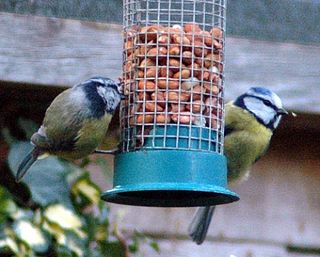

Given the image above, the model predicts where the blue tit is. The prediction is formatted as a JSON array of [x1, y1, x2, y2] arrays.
[[188, 87, 288, 244], [16, 77, 124, 182]]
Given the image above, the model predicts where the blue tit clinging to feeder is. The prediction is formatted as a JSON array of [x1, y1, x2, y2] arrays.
[[16, 77, 124, 182], [188, 87, 289, 244]]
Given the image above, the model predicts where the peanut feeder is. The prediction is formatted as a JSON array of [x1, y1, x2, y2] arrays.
[[102, 0, 239, 207]]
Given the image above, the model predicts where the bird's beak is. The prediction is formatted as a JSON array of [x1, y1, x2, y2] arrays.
[[277, 108, 289, 115], [120, 94, 126, 100]]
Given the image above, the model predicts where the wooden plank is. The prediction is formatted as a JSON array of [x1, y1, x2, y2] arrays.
[[138, 239, 309, 257], [1, 12, 320, 113], [0, 12, 123, 86]]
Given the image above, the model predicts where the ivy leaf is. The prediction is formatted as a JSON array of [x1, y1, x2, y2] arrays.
[[0, 236, 19, 255], [13, 219, 49, 253], [0, 186, 17, 219], [44, 204, 82, 229], [8, 142, 72, 207], [71, 175, 101, 205]]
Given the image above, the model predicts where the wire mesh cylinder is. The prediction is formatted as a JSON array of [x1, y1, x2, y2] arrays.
[[121, 0, 226, 152], [102, 0, 239, 207]]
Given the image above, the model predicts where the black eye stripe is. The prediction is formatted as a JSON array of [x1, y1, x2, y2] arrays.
[[250, 95, 278, 112]]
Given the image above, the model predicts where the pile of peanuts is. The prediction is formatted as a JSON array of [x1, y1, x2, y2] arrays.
[[123, 23, 224, 129]]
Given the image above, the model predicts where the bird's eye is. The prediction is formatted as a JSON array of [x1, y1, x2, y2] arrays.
[[262, 99, 273, 107]]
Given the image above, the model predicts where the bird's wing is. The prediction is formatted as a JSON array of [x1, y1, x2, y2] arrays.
[[41, 89, 87, 151], [224, 125, 234, 137]]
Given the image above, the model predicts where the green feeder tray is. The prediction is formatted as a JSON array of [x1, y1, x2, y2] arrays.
[[101, 126, 239, 207]]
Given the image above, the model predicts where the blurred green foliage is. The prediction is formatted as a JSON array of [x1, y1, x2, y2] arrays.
[[0, 119, 159, 257]]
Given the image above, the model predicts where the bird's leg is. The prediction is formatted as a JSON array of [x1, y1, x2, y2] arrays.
[[94, 148, 119, 155]]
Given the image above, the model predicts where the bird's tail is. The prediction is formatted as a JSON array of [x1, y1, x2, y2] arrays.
[[188, 206, 216, 245], [16, 147, 42, 182]]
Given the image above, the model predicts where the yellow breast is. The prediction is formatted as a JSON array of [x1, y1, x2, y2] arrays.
[[224, 103, 273, 183]]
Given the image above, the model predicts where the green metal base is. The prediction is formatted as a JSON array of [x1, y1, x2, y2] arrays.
[[101, 150, 239, 207]]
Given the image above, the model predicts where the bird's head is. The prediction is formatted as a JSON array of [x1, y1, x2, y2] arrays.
[[234, 87, 288, 130], [81, 77, 124, 115]]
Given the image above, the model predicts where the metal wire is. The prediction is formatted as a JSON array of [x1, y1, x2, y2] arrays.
[[121, 0, 226, 153]]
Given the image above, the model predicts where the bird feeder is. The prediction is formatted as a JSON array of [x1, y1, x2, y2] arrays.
[[102, 0, 239, 207]]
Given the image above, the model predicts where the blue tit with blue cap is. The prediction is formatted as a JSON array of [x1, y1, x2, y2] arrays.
[[16, 77, 124, 182], [188, 87, 289, 244]]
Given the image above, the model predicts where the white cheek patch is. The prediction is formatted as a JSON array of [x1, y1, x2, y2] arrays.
[[244, 97, 276, 125], [97, 86, 107, 99]]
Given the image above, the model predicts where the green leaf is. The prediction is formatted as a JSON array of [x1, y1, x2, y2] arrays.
[[100, 241, 126, 257], [71, 176, 101, 205], [0, 186, 17, 218], [56, 245, 74, 257], [8, 142, 72, 207], [0, 236, 19, 255], [13, 219, 49, 253], [60, 231, 85, 257], [18, 118, 38, 139], [149, 241, 160, 253], [44, 204, 82, 232]]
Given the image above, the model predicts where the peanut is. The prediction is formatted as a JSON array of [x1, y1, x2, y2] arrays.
[[138, 80, 156, 90], [170, 103, 186, 113], [138, 40, 154, 55], [203, 83, 219, 95], [182, 51, 194, 65], [140, 58, 155, 68], [172, 34, 191, 45], [168, 58, 180, 72], [125, 40, 134, 55], [194, 40, 208, 57], [147, 47, 167, 57], [214, 40, 223, 50], [137, 70, 144, 78], [203, 31, 213, 46], [184, 23, 201, 33], [192, 85, 206, 100], [136, 114, 154, 124], [210, 27, 223, 40], [146, 67, 157, 78], [167, 91, 179, 102], [171, 112, 194, 124], [169, 45, 180, 56], [140, 25, 162, 42], [204, 53, 221, 68], [166, 91, 190, 102], [158, 35, 169, 44], [186, 100, 205, 113], [173, 69, 191, 79], [157, 79, 179, 89], [156, 114, 171, 123], [138, 92, 151, 101], [159, 67, 173, 78], [145, 101, 164, 112], [151, 92, 166, 107]]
